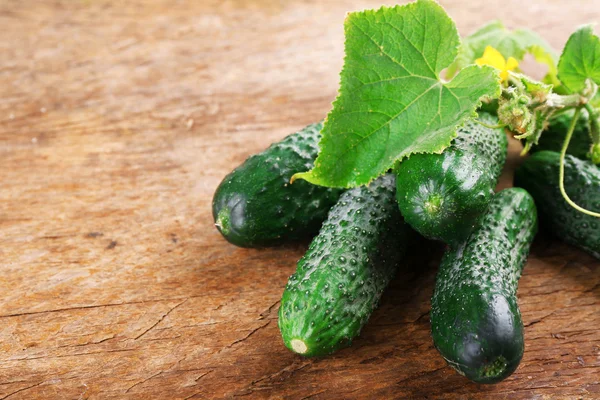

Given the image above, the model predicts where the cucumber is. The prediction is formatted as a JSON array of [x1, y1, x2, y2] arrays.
[[431, 188, 537, 384], [531, 110, 591, 160], [212, 122, 343, 247], [515, 151, 600, 259], [395, 112, 508, 245], [278, 174, 410, 357]]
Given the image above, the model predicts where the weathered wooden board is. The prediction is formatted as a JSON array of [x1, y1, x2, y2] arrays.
[[0, 0, 598, 398]]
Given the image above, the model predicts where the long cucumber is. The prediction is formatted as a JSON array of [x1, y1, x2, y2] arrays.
[[431, 188, 537, 383], [278, 174, 411, 357]]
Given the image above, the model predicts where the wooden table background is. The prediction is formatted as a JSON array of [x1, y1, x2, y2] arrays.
[[1, 0, 599, 398]]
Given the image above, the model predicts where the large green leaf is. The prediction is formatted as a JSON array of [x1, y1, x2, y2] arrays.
[[558, 25, 600, 93], [293, 0, 500, 188], [447, 21, 558, 85]]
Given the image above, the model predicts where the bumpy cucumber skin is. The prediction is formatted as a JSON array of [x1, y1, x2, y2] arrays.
[[532, 111, 591, 160], [278, 174, 409, 357], [395, 113, 508, 245], [515, 151, 600, 259], [431, 188, 537, 384], [212, 123, 343, 247]]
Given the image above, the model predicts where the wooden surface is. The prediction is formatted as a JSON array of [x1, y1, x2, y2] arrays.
[[1, 0, 599, 398]]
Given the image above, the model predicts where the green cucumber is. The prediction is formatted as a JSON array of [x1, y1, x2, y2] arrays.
[[395, 112, 508, 244], [212, 122, 343, 247], [431, 188, 537, 384], [278, 174, 410, 357], [515, 151, 600, 259], [531, 110, 591, 160]]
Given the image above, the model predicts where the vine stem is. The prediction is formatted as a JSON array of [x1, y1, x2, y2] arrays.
[[546, 93, 583, 108], [558, 107, 600, 218]]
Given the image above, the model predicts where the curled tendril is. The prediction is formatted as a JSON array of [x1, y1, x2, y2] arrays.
[[559, 107, 600, 218]]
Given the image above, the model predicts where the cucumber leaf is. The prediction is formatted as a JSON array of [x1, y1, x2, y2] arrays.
[[447, 21, 558, 85], [293, 0, 501, 188], [557, 25, 600, 93]]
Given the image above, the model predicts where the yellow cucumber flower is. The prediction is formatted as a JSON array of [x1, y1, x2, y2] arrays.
[[475, 45, 519, 82]]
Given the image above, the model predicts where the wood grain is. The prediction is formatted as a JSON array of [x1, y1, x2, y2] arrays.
[[0, 0, 598, 398]]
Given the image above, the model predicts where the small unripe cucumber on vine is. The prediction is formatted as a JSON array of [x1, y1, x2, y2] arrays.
[[395, 112, 508, 245], [515, 151, 600, 259], [278, 174, 411, 357], [212, 122, 343, 247], [431, 188, 537, 384], [531, 110, 591, 160]]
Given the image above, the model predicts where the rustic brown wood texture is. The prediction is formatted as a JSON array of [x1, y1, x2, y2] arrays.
[[1, 0, 599, 398]]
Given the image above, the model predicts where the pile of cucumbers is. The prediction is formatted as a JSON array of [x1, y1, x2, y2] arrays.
[[212, 110, 600, 384]]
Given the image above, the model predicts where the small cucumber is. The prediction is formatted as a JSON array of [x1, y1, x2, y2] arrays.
[[278, 174, 410, 357], [212, 122, 343, 247], [395, 112, 508, 245], [531, 110, 591, 160], [431, 188, 537, 384], [515, 150, 600, 259]]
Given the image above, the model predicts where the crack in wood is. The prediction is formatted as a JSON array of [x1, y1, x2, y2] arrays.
[[56, 335, 116, 349], [226, 320, 271, 349], [0, 381, 44, 399], [194, 370, 213, 382], [525, 309, 559, 327], [412, 310, 430, 323], [300, 389, 327, 399], [258, 300, 280, 320], [249, 360, 312, 388], [140, 335, 183, 342], [124, 358, 191, 394], [175, 371, 217, 399], [177, 320, 230, 329], [259, 299, 281, 319], [134, 299, 188, 340], [0, 297, 192, 319], [125, 371, 163, 394]]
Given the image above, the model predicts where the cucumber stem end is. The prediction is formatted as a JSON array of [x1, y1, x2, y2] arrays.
[[290, 339, 308, 354], [480, 355, 508, 379], [216, 208, 231, 235], [424, 195, 443, 215]]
